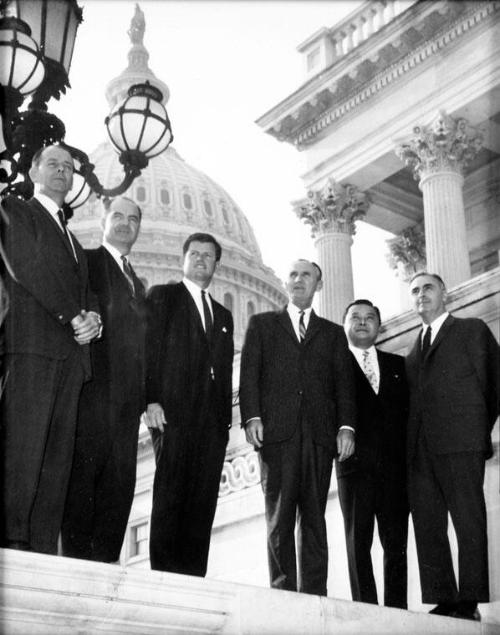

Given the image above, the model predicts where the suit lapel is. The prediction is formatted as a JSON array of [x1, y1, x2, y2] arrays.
[[426, 314, 454, 360], [304, 309, 321, 345], [276, 308, 299, 346]]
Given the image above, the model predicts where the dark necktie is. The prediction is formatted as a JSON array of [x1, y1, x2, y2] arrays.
[[57, 209, 77, 261], [121, 255, 135, 296], [201, 290, 213, 342], [299, 310, 306, 342], [421, 325, 432, 358]]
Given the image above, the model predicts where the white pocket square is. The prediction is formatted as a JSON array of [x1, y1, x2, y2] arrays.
[[222, 326, 227, 333]]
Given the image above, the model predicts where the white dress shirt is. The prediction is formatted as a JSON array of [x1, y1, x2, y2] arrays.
[[421, 311, 449, 345], [349, 344, 380, 394], [182, 277, 214, 331], [287, 303, 312, 342]]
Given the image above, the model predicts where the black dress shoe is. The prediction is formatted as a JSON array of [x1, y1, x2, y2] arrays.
[[453, 602, 481, 621], [428, 603, 457, 616]]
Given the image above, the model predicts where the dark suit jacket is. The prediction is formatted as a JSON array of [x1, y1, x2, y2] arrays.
[[239, 308, 356, 449], [336, 350, 408, 478], [145, 282, 234, 432], [83, 246, 147, 416], [406, 314, 500, 459], [1, 195, 95, 378]]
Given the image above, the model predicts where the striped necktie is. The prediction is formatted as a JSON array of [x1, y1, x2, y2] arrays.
[[121, 255, 135, 296], [299, 310, 306, 342]]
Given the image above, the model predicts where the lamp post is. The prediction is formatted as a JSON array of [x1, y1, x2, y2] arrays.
[[0, 0, 173, 208]]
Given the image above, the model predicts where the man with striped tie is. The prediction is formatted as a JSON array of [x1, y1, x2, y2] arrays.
[[240, 259, 356, 596], [62, 196, 147, 562]]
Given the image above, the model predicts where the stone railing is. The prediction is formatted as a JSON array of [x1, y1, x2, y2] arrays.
[[299, 0, 418, 78]]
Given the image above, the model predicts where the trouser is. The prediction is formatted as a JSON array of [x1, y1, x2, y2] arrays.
[[259, 422, 334, 596], [409, 434, 489, 604]]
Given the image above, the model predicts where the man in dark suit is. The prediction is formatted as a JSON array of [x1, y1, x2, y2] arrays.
[[337, 299, 408, 608], [406, 272, 499, 621], [0, 144, 101, 554], [62, 196, 147, 562], [239, 259, 356, 596], [145, 232, 234, 576]]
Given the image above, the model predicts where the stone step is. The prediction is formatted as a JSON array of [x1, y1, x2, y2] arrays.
[[0, 549, 498, 635]]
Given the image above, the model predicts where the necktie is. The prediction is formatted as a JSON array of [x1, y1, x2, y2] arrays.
[[57, 209, 77, 261], [201, 290, 213, 342], [362, 350, 378, 392], [299, 310, 306, 342], [421, 326, 432, 358], [121, 255, 136, 296]]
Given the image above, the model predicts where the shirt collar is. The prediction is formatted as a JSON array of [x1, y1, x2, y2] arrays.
[[103, 240, 128, 268], [287, 303, 312, 320], [183, 276, 211, 298], [34, 192, 61, 218], [349, 344, 377, 363], [422, 311, 449, 336]]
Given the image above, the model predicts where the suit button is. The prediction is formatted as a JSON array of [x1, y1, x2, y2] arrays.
[[297, 390, 303, 396]]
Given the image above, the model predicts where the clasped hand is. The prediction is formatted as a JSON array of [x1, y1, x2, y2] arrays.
[[71, 309, 102, 345]]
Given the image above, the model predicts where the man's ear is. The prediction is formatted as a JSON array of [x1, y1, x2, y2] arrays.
[[316, 279, 323, 292], [28, 164, 38, 184]]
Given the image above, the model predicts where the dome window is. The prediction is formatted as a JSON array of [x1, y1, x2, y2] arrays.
[[223, 292, 234, 312], [160, 188, 170, 205], [136, 185, 147, 203], [183, 192, 193, 210], [203, 200, 213, 217], [247, 301, 256, 320], [220, 202, 230, 224]]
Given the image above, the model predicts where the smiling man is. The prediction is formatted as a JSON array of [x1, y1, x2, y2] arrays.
[[145, 232, 234, 576], [62, 196, 147, 562], [406, 272, 500, 621], [337, 299, 409, 609], [1, 144, 101, 554], [239, 259, 356, 596]]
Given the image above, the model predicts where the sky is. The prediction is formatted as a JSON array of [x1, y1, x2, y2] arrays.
[[49, 0, 404, 318]]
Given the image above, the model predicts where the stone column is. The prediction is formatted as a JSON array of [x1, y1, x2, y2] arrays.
[[396, 111, 483, 288], [296, 179, 368, 323]]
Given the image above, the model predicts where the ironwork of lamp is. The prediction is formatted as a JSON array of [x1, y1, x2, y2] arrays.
[[0, 0, 173, 208]]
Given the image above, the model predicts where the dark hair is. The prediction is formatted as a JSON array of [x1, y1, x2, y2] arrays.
[[409, 271, 445, 288], [31, 143, 73, 168], [342, 299, 381, 324], [102, 196, 142, 219], [297, 259, 323, 281], [183, 233, 222, 261]]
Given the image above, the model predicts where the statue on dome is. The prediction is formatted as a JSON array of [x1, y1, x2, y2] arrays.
[[128, 4, 145, 45]]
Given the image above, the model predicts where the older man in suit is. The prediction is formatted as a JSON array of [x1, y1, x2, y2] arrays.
[[337, 299, 408, 609], [145, 232, 234, 576], [239, 259, 356, 596], [0, 144, 101, 554], [406, 272, 499, 621], [62, 196, 147, 562]]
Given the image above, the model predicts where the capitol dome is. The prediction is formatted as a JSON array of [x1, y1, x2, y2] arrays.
[[71, 5, 286, 350]]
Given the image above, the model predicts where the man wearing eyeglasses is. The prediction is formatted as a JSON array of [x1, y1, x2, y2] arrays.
[[145, 232, 234, 576]]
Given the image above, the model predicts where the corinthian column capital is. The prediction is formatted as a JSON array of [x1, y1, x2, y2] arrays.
[[386, 224, 426, 282], [396, 111, 483, 181], [296, 179, 369, 239]]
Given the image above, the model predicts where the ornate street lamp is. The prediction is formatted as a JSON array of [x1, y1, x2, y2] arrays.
[[0, 0, 173, 207]]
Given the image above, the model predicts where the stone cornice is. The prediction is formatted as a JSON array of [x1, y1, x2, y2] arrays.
[[257, 1, 499, 149]]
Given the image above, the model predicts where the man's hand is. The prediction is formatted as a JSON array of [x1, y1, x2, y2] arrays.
[[337, 428, 355, 462], [145, 402, 167, 433], [71, 310, 101, 345], [245, 417, 264, 449]]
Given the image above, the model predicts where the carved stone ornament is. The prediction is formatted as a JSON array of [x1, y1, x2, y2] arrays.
[[219, 451, 261, 497], [296, 179, 369, 238], [386, 224, 426, 281], [396, 110, 483, 181]]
